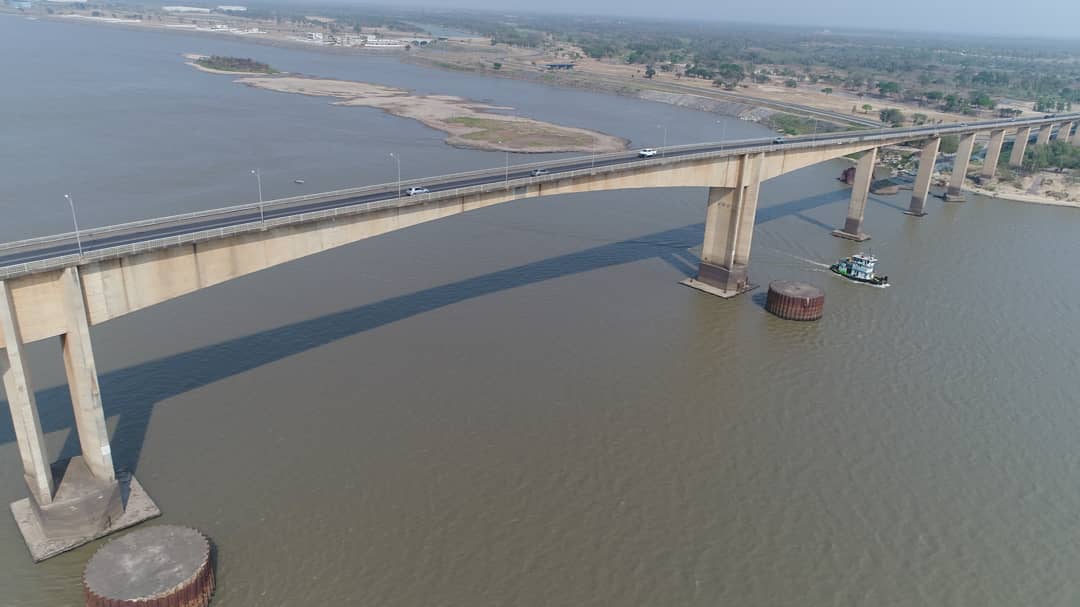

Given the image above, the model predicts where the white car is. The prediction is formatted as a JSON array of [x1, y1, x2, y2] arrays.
[[530, 168, 550, 177], [405, 186, 429, 196], [638, 148, 658, 158]]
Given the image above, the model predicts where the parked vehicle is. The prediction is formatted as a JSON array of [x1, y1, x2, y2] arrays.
[[638, 148, 658, 157], [405, 186, 429, 196]]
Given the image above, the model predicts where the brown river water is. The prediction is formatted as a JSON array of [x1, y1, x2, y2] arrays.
[[2, 14, 1080, 607]]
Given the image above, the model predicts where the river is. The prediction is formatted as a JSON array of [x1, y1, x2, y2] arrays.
[[2, 14, 1080, 607]]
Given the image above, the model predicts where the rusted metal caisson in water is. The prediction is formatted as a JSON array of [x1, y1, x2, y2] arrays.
[[765, 281, 825, 321]]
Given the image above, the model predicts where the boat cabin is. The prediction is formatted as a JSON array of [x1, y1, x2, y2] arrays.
[[842, 253, 877, 280]]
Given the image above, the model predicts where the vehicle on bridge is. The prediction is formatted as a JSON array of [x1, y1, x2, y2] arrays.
[[405, 186, 430, 196], [530, 168, 550, 176], [637, 148, 658, 157], [772, 136, 785, 144]]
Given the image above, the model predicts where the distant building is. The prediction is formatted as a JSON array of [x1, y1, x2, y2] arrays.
[[163, 5, 211, 12], [544, 63, 575, 70], [216, 4, 245, 10], [306, 32, 324, 42]]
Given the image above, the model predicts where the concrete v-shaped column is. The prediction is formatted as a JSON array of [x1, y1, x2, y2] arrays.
[[1036, 123, 1053, 145], [981, 129, 1006, 179], [907, 137, 940, 217], [1056, 122, 1073, 142], [684, 152, 764, 298], [832, 147, 876, 241], [945, 133, 976, 202], [59, 267, 115, 482], [1010, 126, 1031, 167], [0, 281, 55, 506]]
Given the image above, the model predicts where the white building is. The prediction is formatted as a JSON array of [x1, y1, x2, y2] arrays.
[[163, 5, 211, 13], [216, 5, 246, 10]]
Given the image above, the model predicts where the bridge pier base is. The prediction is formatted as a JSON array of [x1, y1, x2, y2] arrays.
[[944, 133, 976, 202], [906, 137, 940, 216], [832, 148, 875, 241], [1009, 126, 1031, 168], [683, 153, 763, 298], [2, 268, 159, 562]]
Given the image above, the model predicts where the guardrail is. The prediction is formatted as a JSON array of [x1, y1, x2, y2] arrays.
[[2, 113, 1078, 279]]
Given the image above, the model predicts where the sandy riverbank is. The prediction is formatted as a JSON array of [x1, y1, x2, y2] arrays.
[[965, 169, 1080, 208], [228, 75, 626, 153]]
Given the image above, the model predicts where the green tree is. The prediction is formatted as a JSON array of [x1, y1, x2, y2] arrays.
[[940, 135, 960, 155], [492, 62, 502, 70], [877, 81, 900, 96], [644, 65, 656, 79], [861, 103, 873, 114], [821, 87, 833, 95], [785, 79, 798, 88], [880, 108, 905, 126]]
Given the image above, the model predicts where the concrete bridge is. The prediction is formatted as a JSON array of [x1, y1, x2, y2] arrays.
[[3, 112, 1079, 560]]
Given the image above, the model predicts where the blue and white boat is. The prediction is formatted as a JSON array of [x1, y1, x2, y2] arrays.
[[830, 253, 889, 286]]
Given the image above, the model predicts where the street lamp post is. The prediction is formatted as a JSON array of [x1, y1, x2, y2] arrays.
[[389, 153, 401, 198], [63, 194, 84, 256], [251, 169, 265, 225], [716, 119, 728, 153], [658, 124, 668, 157]]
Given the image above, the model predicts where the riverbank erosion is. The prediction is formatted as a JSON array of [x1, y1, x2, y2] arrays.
[[232, 75, 627, 153]]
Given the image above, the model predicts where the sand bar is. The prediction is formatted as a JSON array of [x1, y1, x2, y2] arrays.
[[228, 74, 627, 153]]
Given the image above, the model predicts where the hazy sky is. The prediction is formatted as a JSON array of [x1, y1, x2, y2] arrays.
[[378, 0, 1080, 39]]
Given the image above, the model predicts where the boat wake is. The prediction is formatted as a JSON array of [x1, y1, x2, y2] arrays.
[[761, 247, 831, 269]]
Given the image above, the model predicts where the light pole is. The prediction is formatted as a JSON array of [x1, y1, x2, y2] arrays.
[[716, 119, 728, 153], [658, 124, 668, 157], [63, 194, 84, 256], [497, 142, 509, 186], [389, 153, 401, 198], [251, 169, 265, 224]]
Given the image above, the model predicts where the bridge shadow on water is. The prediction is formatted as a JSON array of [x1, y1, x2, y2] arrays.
[[0, 187, 850, 474]]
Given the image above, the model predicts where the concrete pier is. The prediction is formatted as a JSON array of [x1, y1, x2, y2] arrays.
[[1056, 122, 1074, 142], [981, 129, 1006, 179], [832, 148, 876, 241], [3, 267, 159, 562], [684, 152, 763, 298], [1036, 123, 1053, 145], [907, 137, 940, 216], [945, 133, 976, 202], [1010, 126, 1031, 167], [0, 281, 54, 506], [1073, 125, 1080, 146]]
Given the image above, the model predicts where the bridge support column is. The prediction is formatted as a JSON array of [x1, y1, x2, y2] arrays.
[[1009, 126, 1031, 167], [1036, 123, 1053, 145], [683, 152, 763, 298], [832, 147, 876, 241], [1056, 122, 1074, 142], [907, 137, 940, 217], [981, 129, 1006, 180], [0, 281, 55, 507], [945, 133, 976, 202], [7, 267, 159, 562], [1072, 124, 1080, 146]]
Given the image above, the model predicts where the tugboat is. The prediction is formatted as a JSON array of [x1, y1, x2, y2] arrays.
[[830, 252, 889, 286]]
